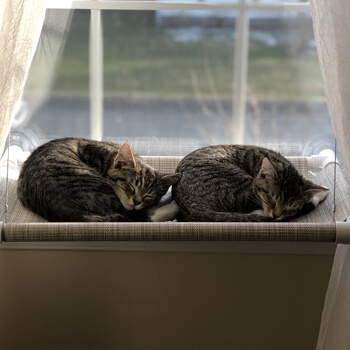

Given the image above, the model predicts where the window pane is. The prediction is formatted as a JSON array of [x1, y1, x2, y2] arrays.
[[14, 9, 90, 143], [246, 11, 333, 151], [13, 5, 333, 158], [103, 10, 237, 154]]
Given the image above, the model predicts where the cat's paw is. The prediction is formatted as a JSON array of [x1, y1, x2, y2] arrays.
[[150, 200, 180, 222], [311, 188, 329, 207], [250, 209, 272, 217]]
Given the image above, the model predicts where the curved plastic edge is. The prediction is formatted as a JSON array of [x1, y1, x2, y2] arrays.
[[336, 218, 350, 244], [307, 149, 341, 173]]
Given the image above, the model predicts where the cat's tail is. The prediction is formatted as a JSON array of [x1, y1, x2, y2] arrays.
[[180, 207, 273, 222]]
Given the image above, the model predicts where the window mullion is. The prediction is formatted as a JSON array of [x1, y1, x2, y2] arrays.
[[233, 0, 249, 143], [46, 1, 310, 12], [89, 7, 103, 141]]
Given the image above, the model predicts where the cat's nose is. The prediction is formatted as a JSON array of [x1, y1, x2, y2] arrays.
[[133, 199, 141, 206], [272, 208, 282, 219]]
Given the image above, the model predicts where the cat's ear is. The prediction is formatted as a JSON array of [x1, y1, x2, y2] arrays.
[[259, 158, 277, 179], [160, 173, 182, 191], [305, 182, 329, 207], [114, 142, 136, 169]]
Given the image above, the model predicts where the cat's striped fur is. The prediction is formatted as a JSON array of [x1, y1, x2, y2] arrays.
[[17, 138, 180, 222], [172, 145, 328, 222]]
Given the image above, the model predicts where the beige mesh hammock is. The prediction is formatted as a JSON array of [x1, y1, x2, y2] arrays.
[[1, 152, 350, 244]]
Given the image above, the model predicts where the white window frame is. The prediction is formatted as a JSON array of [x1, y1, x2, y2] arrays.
[[46, 0, 311, 142]]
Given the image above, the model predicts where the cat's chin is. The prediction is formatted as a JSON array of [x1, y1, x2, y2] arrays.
[[123, 204, 135, 211], [122, 203, 145, 211]]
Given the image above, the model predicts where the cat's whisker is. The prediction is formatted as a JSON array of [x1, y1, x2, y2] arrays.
[[241, 190, 262, 207]]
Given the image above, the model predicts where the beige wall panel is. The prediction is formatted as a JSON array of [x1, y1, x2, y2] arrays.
[[0, 250, 333, 350]]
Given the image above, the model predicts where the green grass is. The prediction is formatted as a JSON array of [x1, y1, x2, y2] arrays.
[[42, 20, 325, 101], [247, 41, 325, 99]]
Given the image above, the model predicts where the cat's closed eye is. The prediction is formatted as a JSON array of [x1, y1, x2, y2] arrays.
[[123, 182, 135, 195], [110, 177, 125, 183]]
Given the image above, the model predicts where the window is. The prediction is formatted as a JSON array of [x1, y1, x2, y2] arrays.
[[9, 0, 333, 156], [1, 0, 344, 240]]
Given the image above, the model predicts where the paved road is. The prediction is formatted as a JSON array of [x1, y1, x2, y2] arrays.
[[18, 96, 334, 156]]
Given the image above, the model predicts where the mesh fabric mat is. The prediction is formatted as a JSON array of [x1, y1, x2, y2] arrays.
[[1, 156, 349, 242]]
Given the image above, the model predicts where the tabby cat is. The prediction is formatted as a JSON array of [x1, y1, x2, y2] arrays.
[[17, 137, 181, 222], [172, 145, 328, 222]]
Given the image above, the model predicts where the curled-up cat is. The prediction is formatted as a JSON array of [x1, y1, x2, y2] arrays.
[[172, 145, 329, 222], [17, 137, 181, 222]]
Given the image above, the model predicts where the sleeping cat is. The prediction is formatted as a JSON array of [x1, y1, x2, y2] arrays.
[[17, 137, 181, 222], [172, 145, 328, 222]]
